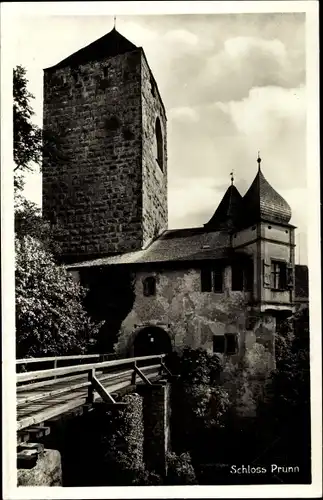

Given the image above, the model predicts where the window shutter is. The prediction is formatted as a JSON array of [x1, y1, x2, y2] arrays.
[[263, 260, 271, 288], [287, 263, 294, 288], [213, 335, 225, 354], [201, 268, 212, 292]]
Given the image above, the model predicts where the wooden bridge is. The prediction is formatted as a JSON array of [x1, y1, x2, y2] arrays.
[[16, 353, 169, 445]]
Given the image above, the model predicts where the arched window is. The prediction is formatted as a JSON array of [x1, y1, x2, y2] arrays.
[[143, 276, 156, 296], [155, 117, 163, 171]]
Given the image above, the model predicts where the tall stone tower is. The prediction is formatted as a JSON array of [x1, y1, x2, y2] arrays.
[[42, 28, 168, 262]]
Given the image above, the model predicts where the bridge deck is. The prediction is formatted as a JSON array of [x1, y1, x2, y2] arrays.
[[16, 355, 166, 434]]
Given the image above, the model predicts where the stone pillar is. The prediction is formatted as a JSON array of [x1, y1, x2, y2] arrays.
[[139, 381, 171, 476], [17, 448, 62, 486]]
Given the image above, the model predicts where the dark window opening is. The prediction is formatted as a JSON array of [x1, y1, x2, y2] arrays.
[[213, 269, 223, 292], [271, 261, 287, 290], [244, 261, 254, 292], [150, 76, 156, 97], [232, 264, 244, 291], [155, 117, 163, 171], [213, 334, 238, 355], [225, 333, 238, 355], [213, 335, 225, 354], [201, 267, 223, 293], [201, 268, 212, 292], [143, 276, 156, 296]]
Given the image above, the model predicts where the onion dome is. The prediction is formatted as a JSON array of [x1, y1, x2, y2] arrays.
[[242, 155, 292, 226], [204, 183, 243, 231], [48, 28, 138, 70]]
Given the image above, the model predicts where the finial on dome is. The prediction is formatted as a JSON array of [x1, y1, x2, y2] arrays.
[[257, 151, 262, 170], [113, 15, 117, 29], [230, 170, 234, 185]]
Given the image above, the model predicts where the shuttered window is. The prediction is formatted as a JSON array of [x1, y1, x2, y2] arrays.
[[201, 267, 223, 292]]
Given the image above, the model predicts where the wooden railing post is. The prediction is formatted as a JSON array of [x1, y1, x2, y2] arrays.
[[87, 368, 95, 404], [131, 360, 137, 385]]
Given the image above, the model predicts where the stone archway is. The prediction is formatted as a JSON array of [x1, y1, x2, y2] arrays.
[[133, 326, 172, 357]]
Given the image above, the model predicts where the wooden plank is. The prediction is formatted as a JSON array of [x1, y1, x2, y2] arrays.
[[91, 375, 116, 403], [16, 354, 101, 364], [17, 397, 87, 430], [18, 380, 90, 405], [134, 366, 152, 385], [17, 354, 165, 383]]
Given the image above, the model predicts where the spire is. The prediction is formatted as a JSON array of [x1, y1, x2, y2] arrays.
[[114, 15, 117, 29], [204, 183, 243, 231], [241, 161, 292, 226], [257, 151, 261, 171], [230, 170, 234, 186]]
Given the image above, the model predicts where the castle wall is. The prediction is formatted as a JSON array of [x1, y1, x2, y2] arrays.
[[141, 54, 168, 247], [115, 267, 275, 367], [43, 49, 144, 260]]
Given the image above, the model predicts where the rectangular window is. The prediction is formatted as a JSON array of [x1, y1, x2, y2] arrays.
[[271, 261, 287, 290], [201, 267, 223, 292], [245, 261, 254, 291], [201, 268, 212, 292], [232, 264, 244, 291], [213, 269, 223, 292], [143, 276, 156, 296], [225, 333, 238, 355], [213, 335, 225, 354], [213, 334, 238, 355]]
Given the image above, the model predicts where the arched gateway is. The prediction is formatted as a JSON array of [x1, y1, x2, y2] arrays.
[[133, 326, 172, 357]]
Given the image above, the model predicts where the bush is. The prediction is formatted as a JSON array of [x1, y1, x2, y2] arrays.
[[166, 452, 198, 485], [15, 235, 101, 357]]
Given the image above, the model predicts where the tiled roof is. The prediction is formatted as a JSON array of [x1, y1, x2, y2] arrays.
[[67, 228, 231, 269], [241, 168, 292, 226], [295, 265, 309, 299], [46, 28, 138, 70], [204, 185, 243, 231]]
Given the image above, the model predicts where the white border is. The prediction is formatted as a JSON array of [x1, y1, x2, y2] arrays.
[[1, 2, 321, 499]]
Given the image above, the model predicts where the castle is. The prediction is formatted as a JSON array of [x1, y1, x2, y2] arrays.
[[42, 28, 300, 367]]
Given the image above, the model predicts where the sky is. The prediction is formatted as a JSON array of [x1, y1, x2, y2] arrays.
[[11, 10, 308, 263]]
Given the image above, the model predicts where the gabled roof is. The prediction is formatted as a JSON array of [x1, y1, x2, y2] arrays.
[[46, 28, 138, 70], [67, 228, 232, 269], [204, 184, 243, 231], [241, 167, 292, 226]]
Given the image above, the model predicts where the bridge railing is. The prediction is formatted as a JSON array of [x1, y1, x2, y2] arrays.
[[16, 353, 117, 373], [17, 354, 168, 431]]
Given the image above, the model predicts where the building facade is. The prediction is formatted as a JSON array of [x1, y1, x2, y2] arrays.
[[43, 28, 299, 373]]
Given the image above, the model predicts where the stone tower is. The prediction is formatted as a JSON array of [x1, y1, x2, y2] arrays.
[[42, 28, 168, 262]]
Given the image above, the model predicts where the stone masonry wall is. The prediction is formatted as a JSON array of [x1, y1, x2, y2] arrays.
[[141, 53, 168, 247], [43, 49, 143, 261]]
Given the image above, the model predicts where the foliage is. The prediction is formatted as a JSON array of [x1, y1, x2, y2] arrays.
[[15, 235, 101, 357], [166, 347, 223, 385], [13, 66, 42, 192], [166, 452, 198, 485], [167, 348, 230, 462]]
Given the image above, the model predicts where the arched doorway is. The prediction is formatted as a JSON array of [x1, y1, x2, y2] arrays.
[[133, 326, 172, 357]]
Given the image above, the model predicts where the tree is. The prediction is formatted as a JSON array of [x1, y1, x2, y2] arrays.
[[13, 65, 42, 192], [15, 235, 101, 358]]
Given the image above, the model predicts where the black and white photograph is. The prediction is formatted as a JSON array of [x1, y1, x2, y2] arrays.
[[1, 1, 321, 498]]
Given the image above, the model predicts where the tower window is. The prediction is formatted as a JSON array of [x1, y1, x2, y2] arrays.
[[213, 335, 225, 354], [150, 76, 156, 97], [155, 117, 163, 171], [143, 276, 156, 296], [201, 267, 223, 293], [271, 261, 287, 290]]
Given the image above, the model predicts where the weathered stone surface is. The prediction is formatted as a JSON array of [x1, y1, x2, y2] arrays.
[[17, 449, 62, 486], [43, 48, 168, 261]]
